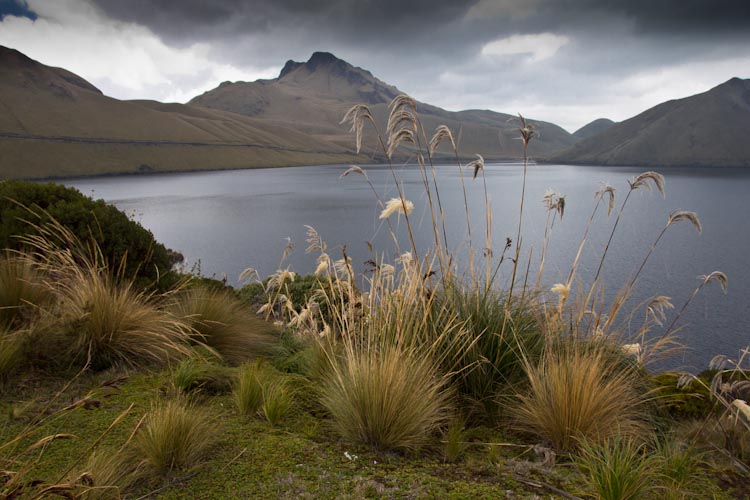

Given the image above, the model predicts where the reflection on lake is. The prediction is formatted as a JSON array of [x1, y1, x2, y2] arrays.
[[65, 163, 750, 372]]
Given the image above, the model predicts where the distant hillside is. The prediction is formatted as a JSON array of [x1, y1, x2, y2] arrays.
[[0, 46, 362, 179], [190, 52, 575, 160], [553, 78, 750, 167], [572, 118, 615, 141]]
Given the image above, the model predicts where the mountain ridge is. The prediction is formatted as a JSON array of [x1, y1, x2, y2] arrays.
[[552, 78, 750, 167], [189, 51, 576, 159]]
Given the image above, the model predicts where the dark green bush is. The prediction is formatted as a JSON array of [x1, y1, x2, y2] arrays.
[[652, 372, 716, 420], [0, 180, 181, 289]]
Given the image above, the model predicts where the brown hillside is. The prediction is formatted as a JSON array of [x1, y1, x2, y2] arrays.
[[553, 78, 750, 167]]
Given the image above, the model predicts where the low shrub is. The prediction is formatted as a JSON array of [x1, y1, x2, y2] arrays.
[[0, 180, 181, 290]]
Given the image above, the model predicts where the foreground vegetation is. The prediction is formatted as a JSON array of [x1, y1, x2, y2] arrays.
[[1, 95, 749, 499]]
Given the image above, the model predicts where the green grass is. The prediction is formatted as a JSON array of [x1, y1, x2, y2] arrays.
[[575, 435, 654, 500], [0, 369, 593, 499], [131, 398, 219, 480]]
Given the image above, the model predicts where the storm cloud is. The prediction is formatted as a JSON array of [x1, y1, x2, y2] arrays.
[[1, 0, 749, 131]]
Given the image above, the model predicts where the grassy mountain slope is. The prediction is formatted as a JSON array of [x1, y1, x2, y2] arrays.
[[190, 52, 575, 160], [553, 78, 750, 167], [0, 46, 362, 179], [572, 118, 615, 141]]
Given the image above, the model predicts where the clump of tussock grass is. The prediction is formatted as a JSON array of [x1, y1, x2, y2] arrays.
[[652, 437, 717, 500], [0, 327, 24, 384], [171, 356, 235, 395], [233, 361, 268, 417], [512, 341, 650, 452], [131, 398, 219, 480], [434, 282, 543, 421], [261, 377, 293, 426], [0, 253, 52, 329], [319, 342, 452, 451], [575, 435, 655, 500], [71, 448, 136, 500], [54, 268, 193, 371], [233, 361, 294, 424], [169, 286, 277, 365], [8, 217, 194, 372]]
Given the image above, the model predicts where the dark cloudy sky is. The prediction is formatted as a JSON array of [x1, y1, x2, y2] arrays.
[[1, 0, 749, 131]]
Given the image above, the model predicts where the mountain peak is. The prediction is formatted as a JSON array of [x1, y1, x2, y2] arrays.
[[307, 51, 341, 66]]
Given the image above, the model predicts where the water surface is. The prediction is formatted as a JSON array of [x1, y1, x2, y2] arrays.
[[65, 163, 750, 372]]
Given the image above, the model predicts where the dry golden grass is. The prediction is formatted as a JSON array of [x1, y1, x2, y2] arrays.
[[512, 342, 650, 452], [170, 286, 276, 365]]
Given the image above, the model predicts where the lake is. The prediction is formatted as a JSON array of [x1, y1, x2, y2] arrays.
[[64, 163, 750, 373]]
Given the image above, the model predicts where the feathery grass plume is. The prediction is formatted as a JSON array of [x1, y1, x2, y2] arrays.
[[700, 271, 728, 294], [462, 154, 483, 180], [386, 108, 418, 136], [550, 282, 570, 312], [646, 295, 673, 327], [667, 211, 702, 234], [238, 267, 260, 283], [386, 128, 416, 159], [596, 182, 617, 216], [169, 286, 276, 365], [339, 165, 367, 180], [575, 436, 655, 500], [340, 104, 376, 154], [429, 125, 457, 156], [379, 197, 414, 220], [132, 398, 218, 479], [388, 94, 417, 114], [733, 399, 750, 421], [512, 342, 649, 452], [514, 113, 536, 147], [629, 171, 666, 197]]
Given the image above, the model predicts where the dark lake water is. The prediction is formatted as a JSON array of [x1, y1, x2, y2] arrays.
[[64, 163, 750, 373]]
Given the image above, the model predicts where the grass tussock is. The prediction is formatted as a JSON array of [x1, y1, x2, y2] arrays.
[[512, 342, 650, 452], [170, 286, 277, 365], [172, 356, 235, 395], [0, 254, 52, 329], [320, 342, 452, 451], [72, 448, 136, 500], [132, 398, 219, 479], [575, 435, 654, 500], [55, 269, 193, 371]]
